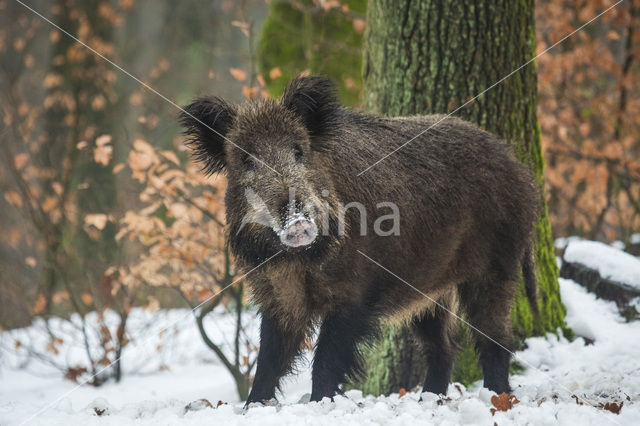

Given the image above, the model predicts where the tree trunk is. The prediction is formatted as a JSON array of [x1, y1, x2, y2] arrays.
[[356, 0, 566, 395]]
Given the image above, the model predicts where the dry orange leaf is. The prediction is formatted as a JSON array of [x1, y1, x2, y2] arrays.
[[96, 135, 112, 146], [52, 291, 70, 304], [129, 92, 143, 106], [229, 68, 247, 82], [269, 67, 282, 79], [14, 153, 28, 170], [606, 30, 620, 40], [197, 288, 212, 301], [52, 182, 63, 196], [94, 144, 113, 166], [112, 163, 125, 174], [491, 393, 520, 414], [33, 293, 46, 314], [321, 0, 340, 11], [601, 401, 623, 414], [160, 150, 180, 166], [242, 85, 258, 99], [81, 293, 93, 305], [231, 20, 250, 37], [4, 190, 23, 207], [85, 213, 109, 230], [42, 196, 57, 213]]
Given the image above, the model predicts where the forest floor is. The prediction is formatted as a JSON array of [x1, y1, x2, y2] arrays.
[[1, 243, 639, 425]]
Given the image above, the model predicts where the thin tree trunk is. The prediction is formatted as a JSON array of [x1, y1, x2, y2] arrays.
[[356, 0, 566, 395]]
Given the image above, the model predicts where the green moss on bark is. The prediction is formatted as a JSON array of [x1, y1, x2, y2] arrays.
[[257, 0, 366, 106]]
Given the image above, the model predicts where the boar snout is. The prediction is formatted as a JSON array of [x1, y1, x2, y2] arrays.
[[279, 214, 318, 247]]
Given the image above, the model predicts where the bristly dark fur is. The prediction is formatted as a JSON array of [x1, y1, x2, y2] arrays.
[[281, 76, 341, 151], [180, 75, 541, 406], [179, 96, 236, 175]]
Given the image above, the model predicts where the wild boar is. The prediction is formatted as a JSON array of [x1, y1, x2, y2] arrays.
[[180, 76, 539, 404]]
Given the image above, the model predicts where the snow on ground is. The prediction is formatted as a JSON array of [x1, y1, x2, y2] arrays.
[[563, 240, 640, 289], [2, 281, 640, 425]]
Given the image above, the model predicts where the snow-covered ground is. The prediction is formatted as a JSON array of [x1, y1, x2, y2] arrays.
[[563, 239, 640, 289], [2, 278, 640, 423]]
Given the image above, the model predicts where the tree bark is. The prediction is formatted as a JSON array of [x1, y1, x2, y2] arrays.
[[356, 0, 566, 395]]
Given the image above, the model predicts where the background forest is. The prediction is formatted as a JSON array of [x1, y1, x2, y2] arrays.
[[0, 0, 639, 420]]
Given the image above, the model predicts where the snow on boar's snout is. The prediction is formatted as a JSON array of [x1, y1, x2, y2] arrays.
[[279, 213, 318, 247]]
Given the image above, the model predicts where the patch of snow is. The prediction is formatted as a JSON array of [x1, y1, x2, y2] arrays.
[[564, 240, 640, 289], [2, 281, 640, 425], [612, 240, 626, 251], [554, 236, 582, 250]]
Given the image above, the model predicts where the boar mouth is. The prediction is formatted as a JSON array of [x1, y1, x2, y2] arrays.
[[278, 213, 318, 248]]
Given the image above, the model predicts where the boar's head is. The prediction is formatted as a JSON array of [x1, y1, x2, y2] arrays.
[[180, 77, 343, 265]]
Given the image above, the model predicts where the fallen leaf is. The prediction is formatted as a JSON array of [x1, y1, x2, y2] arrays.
[[491, 393, 519, 413], [601, 401, 623, 414], [184, 398, 213, 413]]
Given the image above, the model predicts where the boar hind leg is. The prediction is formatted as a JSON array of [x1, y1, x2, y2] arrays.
[[460, 279, 516, 395], [246, 313, 305, 406], [310, 306, 376, 402], [413, 305, 459, 396]]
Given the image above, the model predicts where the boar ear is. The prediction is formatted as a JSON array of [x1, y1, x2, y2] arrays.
[[281, 76, 339, 140], [179, 96, 236, 175]]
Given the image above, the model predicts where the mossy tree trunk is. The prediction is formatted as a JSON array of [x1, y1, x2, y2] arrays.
[[355, 0, 566, 395], [258, 0, 366, 106]]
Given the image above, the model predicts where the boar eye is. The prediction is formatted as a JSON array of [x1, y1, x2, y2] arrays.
[[294, 145, 303, 163], [245, 157, 257, 171]]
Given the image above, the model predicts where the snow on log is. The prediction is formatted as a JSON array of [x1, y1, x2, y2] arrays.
[[560, 240, 640, 313]]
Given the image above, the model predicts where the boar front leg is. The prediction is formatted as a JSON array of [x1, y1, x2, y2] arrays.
[[245, 312, 304, 406], [310, 306, 376, 402]]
